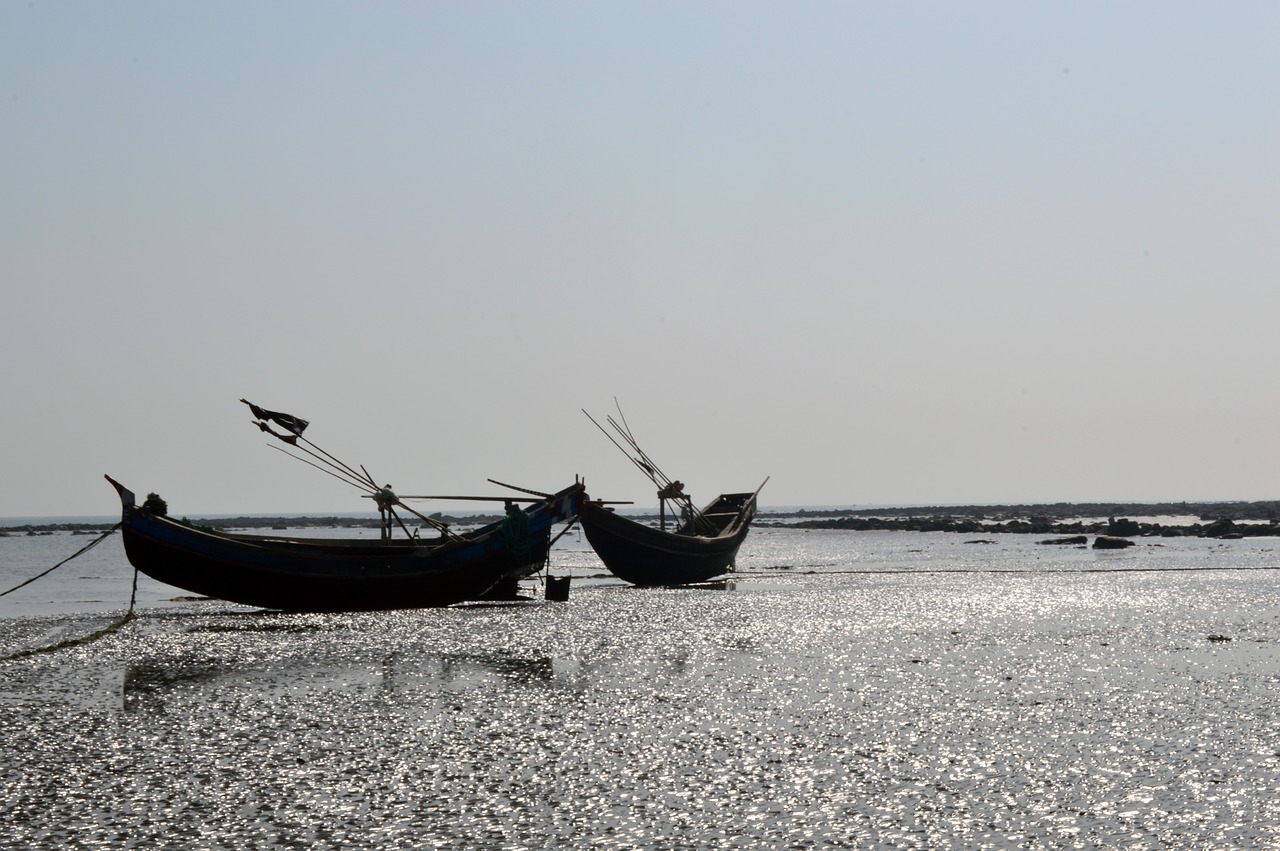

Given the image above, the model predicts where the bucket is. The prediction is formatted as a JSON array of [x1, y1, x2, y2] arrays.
[[545, 575, 571, 602]]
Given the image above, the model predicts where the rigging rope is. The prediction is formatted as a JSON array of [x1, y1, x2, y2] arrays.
[[0, 522, 139, 663]]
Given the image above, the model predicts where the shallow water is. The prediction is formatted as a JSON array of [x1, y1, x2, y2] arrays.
[[2, 527, 1279, 848]]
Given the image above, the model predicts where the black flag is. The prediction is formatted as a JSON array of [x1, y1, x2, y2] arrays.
[[241, 398, 310, 436], [253, 419, 299, 445]]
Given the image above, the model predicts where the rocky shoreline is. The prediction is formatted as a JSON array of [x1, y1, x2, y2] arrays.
[[769, 498, 1280, 523], [773, 511, 1278, 539]]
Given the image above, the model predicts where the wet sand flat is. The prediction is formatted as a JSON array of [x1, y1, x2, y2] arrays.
[[2, 530, 1279, 848]]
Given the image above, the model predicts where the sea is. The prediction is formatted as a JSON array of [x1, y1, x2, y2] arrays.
[[1, 516, 1278, 849]]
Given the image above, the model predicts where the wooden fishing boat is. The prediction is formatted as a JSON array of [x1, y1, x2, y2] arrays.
[[580, 404, 767, 586], [104, 399, 584, 611], [106, 475, 584, 611], [579, 489, 760, 586]]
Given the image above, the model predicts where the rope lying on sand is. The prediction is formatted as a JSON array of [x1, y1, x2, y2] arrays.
[[0, 523, 139, 663], [1, 609, 137, 663]]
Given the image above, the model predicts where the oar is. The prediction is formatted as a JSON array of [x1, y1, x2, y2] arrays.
[[395, 493, 542, 503], [487, 479, 550, 498]]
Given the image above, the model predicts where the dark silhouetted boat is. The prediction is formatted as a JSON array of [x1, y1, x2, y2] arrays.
[[579, 490, 760, 586], [104, 399, 584, 611], [579, 404, 766, 586], [107, 476, 584, 611]]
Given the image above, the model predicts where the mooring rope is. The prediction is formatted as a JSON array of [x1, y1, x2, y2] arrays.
[[0, 522, 138, 663], [0, 608, 137, 663], [0, 522, 122, 599]]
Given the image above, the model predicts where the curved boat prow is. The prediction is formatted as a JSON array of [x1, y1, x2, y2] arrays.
[[104, 475, 136, 510]]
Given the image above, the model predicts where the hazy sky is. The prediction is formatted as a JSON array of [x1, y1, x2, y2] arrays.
[[3, 2, 1277, 517]]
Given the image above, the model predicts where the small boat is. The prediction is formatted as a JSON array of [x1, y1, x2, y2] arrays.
[[579, 490, 760, 586], [579, 404, 766, 586], [107, 476, 584, 611], [104, 399, 585, 611]]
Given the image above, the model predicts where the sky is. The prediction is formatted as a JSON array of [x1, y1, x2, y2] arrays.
[[2, 2, 1278, 517]]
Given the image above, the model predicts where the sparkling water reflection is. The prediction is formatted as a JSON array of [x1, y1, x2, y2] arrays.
[[1, 527, 1278, 848]]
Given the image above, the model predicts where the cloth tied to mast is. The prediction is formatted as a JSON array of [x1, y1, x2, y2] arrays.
[[241, 399, 310, 436], [373, 486, 399, 511], [253, 419, 299, 445]]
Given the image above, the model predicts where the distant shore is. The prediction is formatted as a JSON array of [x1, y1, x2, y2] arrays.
[[4, 499, 1278, 536], [765, 499, 1280, 538], [774, 515, 1278, 539], [768, 499, 1280, 523]]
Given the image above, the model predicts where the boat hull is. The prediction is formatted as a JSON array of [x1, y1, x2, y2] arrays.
[[107, 477, 583, 611], [579, 493, 756, 586]]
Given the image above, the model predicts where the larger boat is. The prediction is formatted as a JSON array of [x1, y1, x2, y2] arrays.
[[578, 404, 766, 587], [107, 477, 583, 611], [105, 400, 584, 611]]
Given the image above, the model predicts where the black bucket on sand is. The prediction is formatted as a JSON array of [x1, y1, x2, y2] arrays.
[[545, 575, 571, 602]]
